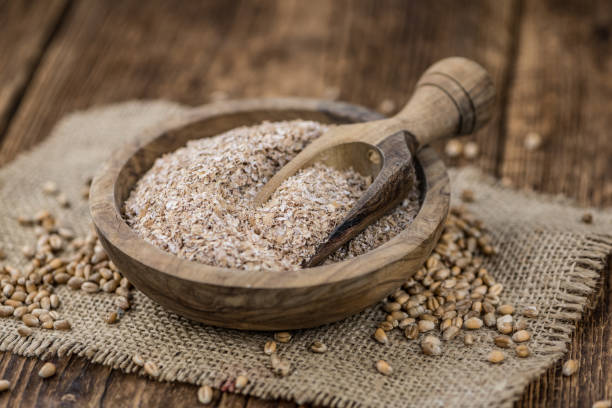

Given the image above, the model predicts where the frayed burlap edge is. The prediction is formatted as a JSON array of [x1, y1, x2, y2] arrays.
[[0, 233, 608, 408], [0, 100, 610, 408], [495, 234, 610, 407]]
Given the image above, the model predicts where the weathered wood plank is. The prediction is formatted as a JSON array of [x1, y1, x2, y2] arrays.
[[502, 0, 612, 206], [0, 0, 69, 139], [0, 0, 515, 171], [0, 0, 578, 407], [517, 262, 611, 408], [504, 0, 612, 406]]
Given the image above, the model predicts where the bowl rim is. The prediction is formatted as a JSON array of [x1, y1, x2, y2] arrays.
[[90, 97, 450, 290]]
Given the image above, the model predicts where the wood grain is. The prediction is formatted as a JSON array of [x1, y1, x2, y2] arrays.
[[0, 0, 69, 139], [0, 352, 226, 408], [517, 262, 611, 408], [505, 0, 612, 406], [0, 0, 516, 170], [0, 0, 609, 407], [502, 0, 612, 206]]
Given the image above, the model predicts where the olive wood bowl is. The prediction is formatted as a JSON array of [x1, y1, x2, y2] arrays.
[[90, 98, 450, 330]]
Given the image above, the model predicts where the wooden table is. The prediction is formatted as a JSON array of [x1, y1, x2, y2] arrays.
[[0, 0, 610, 406]]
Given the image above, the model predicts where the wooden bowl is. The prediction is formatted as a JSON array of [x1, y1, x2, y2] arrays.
[[90, 98, 450, 330]]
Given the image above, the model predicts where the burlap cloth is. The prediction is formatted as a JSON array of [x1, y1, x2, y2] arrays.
[[0, 100, 611, 408]]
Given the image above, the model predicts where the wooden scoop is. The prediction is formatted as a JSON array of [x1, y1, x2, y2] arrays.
[[255, 57, 495, 267]]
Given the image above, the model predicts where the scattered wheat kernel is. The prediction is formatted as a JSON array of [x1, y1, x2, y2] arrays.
[[49, 234, 64, 251], [144, 361, 160, 378], [115, 296, 130, 310], [483, 312, 497, 327], [440, 319, 452, 331], [5, 300, 21, 308], [34, 209, 51, 222], [271, 355, 291, 377], [0, 379, 9, 392], [17, 326, 33, 337], [514, 319, 527, 332], [53, 320, 71, 331], [405, 325, 419, 340], [497, 315, 513, 334], [264, 341, 277, 355], [375, 359, 392, 376], [463, 141, 479, 159], [488, 350, 505, 364], [378, 99, 396, 115], [522, 305, 539, 318], [39, 313, 53, 323], [463, 334, 474, 346], [42, 181, 59, 195], [57, 227, 74, 239], [17, 215, 32, 226], [581, 213, 593, 224], [524, 132, 543, 150], [512, 330, 531, 343], [395, 292, 410, 305], [379, 321, 394, 331], [197, 385, 214, 404], [22, 314, 40, 327], [516, 344, 531, 358], [442, 326, 460, 341], [48, 258, 63, 269], [494, 335, 513, 348], [421, 335, 442, 356], [132, 354, 145, 367], [56, 194, 70, 208], [61, 394, 77, 403], [562, 359, 578, 376], [460, 189, 475, 203], [235, 375, 248, 389], [418, 319, 435, 332], [106, 311, 118, 324], [80, 282, 99, 293], [38, 362, 56, 378], [49, 294, 60, 309], [445, 140, 463, 158], [310, 341, 328, 353], [21, 245, 34, 258], [488, 283, 504, 296], [464, 317, 483, 330], [0, 306, 14, 317], [389, 310, 407, 321], [274, 332, 291, 343], [374, 328, 389, 344], [398, 317, 415, 329], [383, 302, 401, 313], [67, 276, 84, 290], [497, 304, 514, 315], [592, 400, 612, 408]]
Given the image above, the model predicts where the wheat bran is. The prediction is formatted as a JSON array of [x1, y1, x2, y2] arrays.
[[124, 120, 419, 271]]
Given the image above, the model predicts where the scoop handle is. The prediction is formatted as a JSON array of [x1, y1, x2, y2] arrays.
[[394, 57, 495, 146]]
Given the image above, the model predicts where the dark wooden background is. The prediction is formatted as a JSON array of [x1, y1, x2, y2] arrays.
[[0, 0, 610, 406]]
